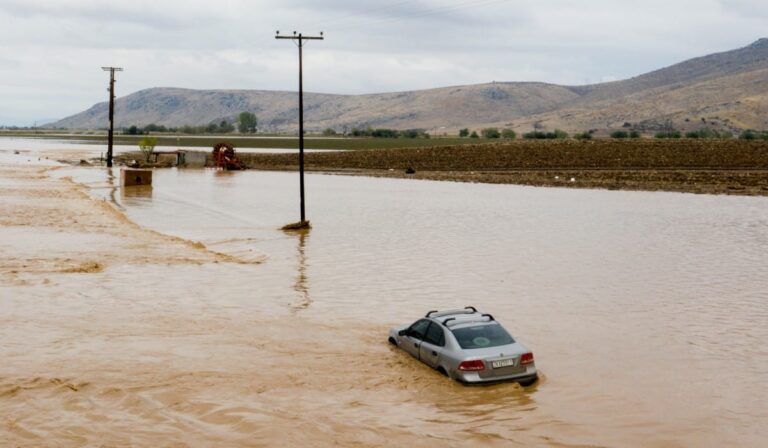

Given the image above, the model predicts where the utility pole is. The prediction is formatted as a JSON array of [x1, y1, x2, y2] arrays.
[[275, 31, 323, 227], [101, 66, 123, 168]]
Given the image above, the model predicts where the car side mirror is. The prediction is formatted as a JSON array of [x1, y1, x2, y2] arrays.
[[398, 329, 408, 337]]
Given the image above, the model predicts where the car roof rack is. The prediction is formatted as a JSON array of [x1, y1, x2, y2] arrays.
[[442, 313, 495, 327], [427, 306, 479, 319]]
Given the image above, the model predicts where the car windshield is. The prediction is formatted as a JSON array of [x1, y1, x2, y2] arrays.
[[452, 324, 515, 349]]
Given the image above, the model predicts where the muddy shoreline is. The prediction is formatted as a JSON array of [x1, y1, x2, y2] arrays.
[[118, 139, 768, 196]]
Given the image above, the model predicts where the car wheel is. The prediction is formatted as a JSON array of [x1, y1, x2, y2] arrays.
[[518, 375, 539, 387], [388, 337, 398, 346]]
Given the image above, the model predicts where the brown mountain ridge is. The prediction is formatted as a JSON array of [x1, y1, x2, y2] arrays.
[[51, 39, 768, 133]]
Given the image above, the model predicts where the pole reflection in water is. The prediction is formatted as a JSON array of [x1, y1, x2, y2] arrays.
[[106, 167, 119, 208], [290, 229, 312, 312]]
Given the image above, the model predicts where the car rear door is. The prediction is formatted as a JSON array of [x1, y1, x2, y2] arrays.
[[419, 323, 446, 368], [402, 319, 431, 359]]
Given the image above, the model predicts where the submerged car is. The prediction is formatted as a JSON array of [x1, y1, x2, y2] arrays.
[[388, 307, 538, 386]]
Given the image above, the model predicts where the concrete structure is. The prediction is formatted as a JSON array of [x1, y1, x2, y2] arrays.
[[120, 168, 152, 187]]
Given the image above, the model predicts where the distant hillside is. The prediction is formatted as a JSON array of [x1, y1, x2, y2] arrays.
[[51, 39, 768, 133]]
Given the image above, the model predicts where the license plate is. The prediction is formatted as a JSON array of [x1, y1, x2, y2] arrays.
[[492, 358, 516, 369]]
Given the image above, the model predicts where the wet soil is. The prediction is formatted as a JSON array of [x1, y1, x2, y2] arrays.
[[233, 139, 768, 196]]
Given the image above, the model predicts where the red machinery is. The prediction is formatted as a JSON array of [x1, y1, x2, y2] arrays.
[[212, 142, 246, 170]]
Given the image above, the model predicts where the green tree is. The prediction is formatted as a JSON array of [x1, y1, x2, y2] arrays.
[[237, 112, 258, 134], [655, 130, 681, 139], [469, 130, 479, 138], [219, 120, 235, 133], [629, 130, 641, 139], [459, 128, 469, 138], [138, 136, 158, 162], [611, 130, 629, 139], [481, 127, 501, 138], [322, 128, 337, 136], [740, 130, 757, 140], [501, 129, 517, 139]]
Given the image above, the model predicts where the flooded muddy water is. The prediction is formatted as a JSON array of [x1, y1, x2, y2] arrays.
[[0, 136, 337, 162], [2, 164, 767, 447]]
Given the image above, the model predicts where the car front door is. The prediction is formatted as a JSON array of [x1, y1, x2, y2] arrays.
[[419, 323, 446, 368], [403, 319, 431, 359]]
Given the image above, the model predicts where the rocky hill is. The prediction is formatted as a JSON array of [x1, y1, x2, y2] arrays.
[[51, 39, 768, 133]]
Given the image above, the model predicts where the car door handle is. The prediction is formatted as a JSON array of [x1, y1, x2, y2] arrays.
[[431, 351, 437, 356]]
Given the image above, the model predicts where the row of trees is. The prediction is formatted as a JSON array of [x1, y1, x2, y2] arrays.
[[324, 127, 431, 139], [122, 112, 258, 136], [459, 128, 518, 139], [456, 126, 765, 140]]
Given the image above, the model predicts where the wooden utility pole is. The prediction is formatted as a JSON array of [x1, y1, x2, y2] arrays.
[[275, 31, 323, 227], [101, 66, 123, 168]]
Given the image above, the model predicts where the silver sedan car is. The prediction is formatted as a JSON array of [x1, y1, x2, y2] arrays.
[[388, 307, 538, 385]]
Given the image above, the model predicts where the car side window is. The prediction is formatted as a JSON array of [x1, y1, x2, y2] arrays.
[[423, 322, 445, 347], [408, 319, 431, 340]]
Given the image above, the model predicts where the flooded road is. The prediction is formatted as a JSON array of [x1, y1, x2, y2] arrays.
[[2, 164, 767, 446]]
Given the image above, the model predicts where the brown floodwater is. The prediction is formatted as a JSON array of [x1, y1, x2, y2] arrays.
[[2, 163, 767, 447]]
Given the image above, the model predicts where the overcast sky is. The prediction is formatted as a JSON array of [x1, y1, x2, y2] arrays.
[[0, 0, 766, 125]]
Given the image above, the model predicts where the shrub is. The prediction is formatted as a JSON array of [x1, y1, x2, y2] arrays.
[[655, 130, 681, 139], [501, 129, 517, 139], [322, 128, 337, 136], [371, 128, 399, 138], [553, 129, 569, 139], [481, 128, 501, 139], [400, 129, 427, 139], [574, 132, 593, 140], [740, 130, 757, 140], [124, 125, 143, 135], [469, 131, 479, 138], [629, 130, 641, 139], [523, 131, 547, 139], [686, 128, 734, 139], [138, 136, 158, 162], [144, 123, 168, 133], [611, 130, 629, 139], [459, 128, 469, 138]]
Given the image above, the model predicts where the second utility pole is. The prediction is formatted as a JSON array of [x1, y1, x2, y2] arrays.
[[101, 66, 123, 168], [276, 31, 323, 227]]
